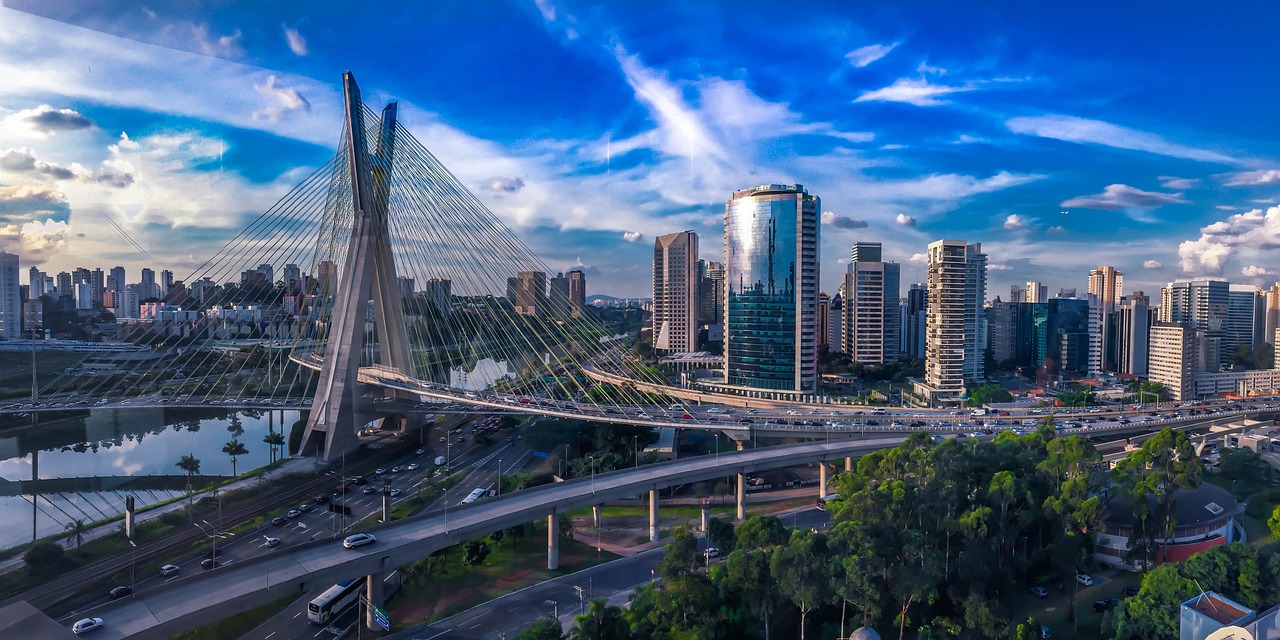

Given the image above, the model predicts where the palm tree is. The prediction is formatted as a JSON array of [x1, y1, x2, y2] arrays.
[[64, 518, 89, 552], [569, 598, 630, 640], [176, 453, 201, 522], [263, 431, 285, 464], [223, 439, 249, 477]]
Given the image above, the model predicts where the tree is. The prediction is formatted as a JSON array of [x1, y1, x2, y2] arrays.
[[568, 598, 629, 640], [176, 453, 201, 477], [734, 514, 788, 551], [222, 439, 249, 477], [657, 526, 699, 580], [262, 431, 286, 464], [23, 541, 64, 573], [1220, 447, 1264, 488], [771, 529, 835, 640], [64, 518, 90, 552], [514, 618, 564, 640], [726, 548, 783, 640], [966, 383, 1012, 407], [706, 517, 735, 553], [1269, 505, 1280, 541], [462, 539, 490, 567], [1114, 428, 1203, 567]]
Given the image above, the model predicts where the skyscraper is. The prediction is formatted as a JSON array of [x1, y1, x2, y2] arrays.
[[1149, 323, 1199, 401], [422, 277, 451, 317], [109, 266, 125, 293], [513, 271, 547, 317], [1160, 278, 1229, 370], [55, 271, 72, 297], [160, 269, 173, 297], [1088, 265, 1123, 309], [901, 283, 927, 359], [1116, 296, 1152, 376], [918, 240, 986, 405], [1227, 285, 1265, 364], [283, 264, 302, 294], [724, 184, 819, 393], [549, 272, 571, 317], [28, 267, 44, 299], [0, 252, 18, 339], [652, 231, 700, 353], [1024, 280, 1047, 303], [567, 269, 587, 318], [140, 268, 158, 300], [698, 261, 725, 326], [842, 242, 900, 364]]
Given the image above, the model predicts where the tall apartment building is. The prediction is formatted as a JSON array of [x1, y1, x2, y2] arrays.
[[1009, 285, 1024, 303], [27, 267, 45, 299], [698, 261, 725, 326], [901, 283, 927, 359], [140, 268, 158, 300], [1149, 323, 1201, 401], [512, 271, 547, 317], [724, 184, 819, 393], [829, 292, 844, 355], [841, 242, 900, 364], [1024, 280, 1047, 303], [283, 264, 302, 293], [1088, 265, 1124, 309], [1160, 278, 1229, 370], [549, 272, 571, 317], [109, 266, 125, 293], [652, 231, 700, 353], [817, 293, 830, 352], [422, 277, 451, 317], [0, 252, 18, 339], [1226, 285, 1265, 363], [918, 240, 986, 405], [1116, 296, 1152, 376], [567, 269, 586, 318], [160, 270, 173, 297]]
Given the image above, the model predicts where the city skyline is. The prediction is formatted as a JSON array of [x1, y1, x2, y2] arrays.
[[4, 3, 1280, 298]]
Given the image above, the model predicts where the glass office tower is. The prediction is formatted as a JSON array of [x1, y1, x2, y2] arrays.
[[723, 184, 819, 393]]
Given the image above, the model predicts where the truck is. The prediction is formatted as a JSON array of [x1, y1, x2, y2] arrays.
[[434, 456, 446, 466], [971, 408, 988, 417]]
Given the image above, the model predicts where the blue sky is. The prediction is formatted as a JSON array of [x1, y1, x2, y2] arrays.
[[2, 1, 1280, 298]]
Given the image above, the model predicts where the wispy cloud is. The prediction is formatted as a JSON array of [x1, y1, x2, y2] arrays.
[[1007, 114, 1238, 164], [1060, 184, 1186, 213], [283, 25, 308, 56], [252, 75, 312, 122], [846, 43, 898, 68], [1159, 176, 1199, 190], [1222, 169, 1280, 186], [855, 77, 973, 107]]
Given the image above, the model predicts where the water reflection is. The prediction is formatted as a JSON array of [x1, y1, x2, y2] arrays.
[[449, 358, 515, 391]]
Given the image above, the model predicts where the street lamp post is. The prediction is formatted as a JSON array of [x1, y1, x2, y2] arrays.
[[497, 458, 502, 498], [128, 540, 136, 596], [714, 433, 719, 466], [590, 455, 596, 494], [634, 435, 638, 468]]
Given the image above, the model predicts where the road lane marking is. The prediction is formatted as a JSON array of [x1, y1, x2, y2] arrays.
[[265, 633, 275, 639]]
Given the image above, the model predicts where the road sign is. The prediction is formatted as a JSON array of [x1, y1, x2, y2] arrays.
[[373, 604, 390, 631]]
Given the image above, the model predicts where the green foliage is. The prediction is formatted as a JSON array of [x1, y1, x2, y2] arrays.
[[222, 439, 249, 476], [706, 517, 735, 553], [462, 540, 490, 567], [1220, 447, 1264, 487], [1114, 428, 1203, 569], [515, 618, 565, 640], [1126, 380, 1171, 403], [1269, 505, 1280, 541], [771, 530, 836, 640], [1233, 342, 1275, 370], [568, 599, 630, 640], [23, 541, 64, 573], [966, 383, 1012, 407], [734, 515, 789, 552]]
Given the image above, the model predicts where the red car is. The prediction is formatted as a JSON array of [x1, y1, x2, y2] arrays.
[[681, 414, 693, 420]]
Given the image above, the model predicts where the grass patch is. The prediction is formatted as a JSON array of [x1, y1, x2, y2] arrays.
[[1013, 571, 1140, 640], [386, 532, 617, 628], [171, 596, 297, 640]]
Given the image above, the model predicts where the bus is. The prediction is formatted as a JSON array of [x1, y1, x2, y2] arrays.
[[461, 487, 486, 505], [308, 579, 362, 624]]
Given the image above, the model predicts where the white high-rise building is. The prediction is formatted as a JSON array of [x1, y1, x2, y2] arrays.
[[1024, 280, 1047, 303], [1088, 265, 1123, 310], [1149, 323, 1200, 401], [917, 240, 986, 405], [652, 231, 700, 353], [0, 252, 19, 339], [1226, 285, 1265, 362], [842, 242, 900, 364]]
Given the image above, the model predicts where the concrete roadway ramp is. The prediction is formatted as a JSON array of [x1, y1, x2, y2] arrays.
[[0, 474, 231, 498], [0, 601, 78, 638]]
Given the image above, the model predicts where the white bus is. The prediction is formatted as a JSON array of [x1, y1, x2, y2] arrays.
[[461, 487, 486, 505], [308, 579, 362, 624]]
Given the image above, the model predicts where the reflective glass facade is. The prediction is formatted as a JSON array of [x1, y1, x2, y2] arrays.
[[724, 184, 819, 392]]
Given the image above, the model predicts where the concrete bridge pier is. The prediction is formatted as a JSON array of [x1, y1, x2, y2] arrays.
[[819, 463, 828, 498], [365, 570, 387, 631], [592, 505, 602, 530], [548, 512, 559, 570], [845, 457, 853, 472], [649, 489, 659, 542], [736, 472, 745, 521]]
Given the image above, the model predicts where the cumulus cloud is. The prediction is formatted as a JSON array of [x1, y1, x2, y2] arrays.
[[1060, 184, 1186, 212], [1223, 169, 1280, 187], [1006, 114, 1237, 164], [0, 148, 77, 179], [622, 231, 643, 243], [1178, 237, 1233, 274], [252, 75, 311, 122], [1160, 176, 1199, 190], [1003, 214, 1031, 231], [1242, 265, 1272, 277], [821, 211, 869, 230], [908, 252, 928, 265], [2, 105, 94, 135], [895, 213, 917, 227], [1046, 225, 1065, 233], [855, 77, 973, 107], [282, 25, 308, 56], [846, 43, 898, 68], [18, 218, 69, 253], [481, 176, 526, 193], [1143, 260, 1163, 269]]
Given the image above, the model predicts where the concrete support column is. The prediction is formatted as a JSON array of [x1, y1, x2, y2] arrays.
[[592, 505, 602, 530], [548, 513, 559, 570], [701, 505, 710, 532], [736, 472, 746, 521], [649, 489, 659, 542], [819, 463, 828, 498], [365, 571, 386, 631], [736, 440, 745, 451], [845, 456, 853, 472]]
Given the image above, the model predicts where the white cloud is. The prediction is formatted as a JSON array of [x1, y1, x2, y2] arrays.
[[1003, 214, 1031, 231], [895, 213, 917, 227], [1143, 260, 1163, 269], [855, 77, 973, 107], [1242, 265, 1272, 277], [191, 24, 243, 58], [0, 147, 78, 180], [1046, 225, 1065, 233], [622, 231, 643, 243], [1223, 169, 1280, 186], [1006, 114, 1238, 165], [1159, 176, 1199, 190], [846, 43, 898, 68], [283, 26, 309, 56], [1060, 184, 1186, 213], [821, 211, 869, 230], [908, 252, 927, 264], [1, 105, 94, 137], [987, 263, 1013, 271], [533, 0, 557, 22], [481, 176, 526, 194], [916, 61, 946, 75], [1178, 237, 1233, 274], [252, 75, 311, 122]]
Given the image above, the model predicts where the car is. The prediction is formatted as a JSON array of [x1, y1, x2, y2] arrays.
[[286, 509, 301, 518], [391, 465, 403, 473], [314, 495, 329, 504], [272, 516, 288, 526], [72, 618, 104, 636], [1123, 585, 1140, 597], [704, 547, 721, 558], [298, 503, 312, 513], [407, 463, 419, 471], [160, 564, 180, 577], [200, 558, 221, 570], [343, 533, 377, 548], [375, 467, 387, 475], [352, 475, 367, 485], [415, 448, 425, 456], [681, 414, 693, 420], [362, 486, 377, 494], [1076, 573, 1094, 586], [1030, 586, 1049, 598], [108, 585, 133, 600], [390, 488, 403, 497], [1093, 597, 1121, 612], [1040, 625, 1052, 639], [264, 536, 280, 548]]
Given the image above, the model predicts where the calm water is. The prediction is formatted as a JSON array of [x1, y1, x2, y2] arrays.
[[0, 408, 298, 550]]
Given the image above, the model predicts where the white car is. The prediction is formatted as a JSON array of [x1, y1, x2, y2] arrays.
[[72, 618, 104, 636], [159, 564, 180, 577], [343, 533, 377, 549], [264, 536, 280, 548]]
